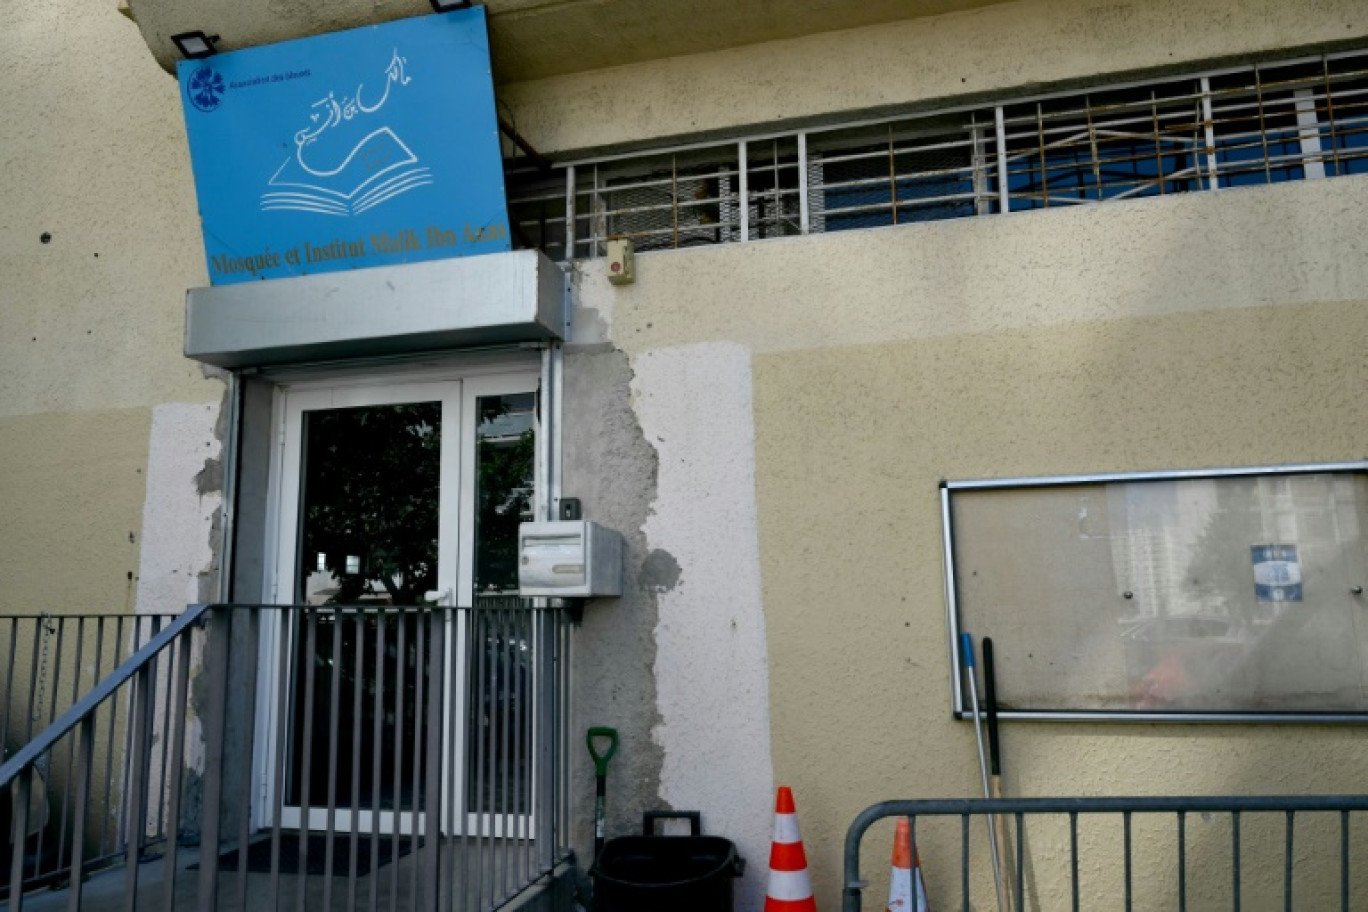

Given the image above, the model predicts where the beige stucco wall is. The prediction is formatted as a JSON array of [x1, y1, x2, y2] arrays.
[[581, 176, 1368, 355], [0, 0, 221, 618], [126, 0, 1006, 81], [542, 3, 1368, 907], [752, 304, 1368, 909], [0, 412, 152, 613], [503, 0, 1368, 154], [576, 170, 1368, 908]]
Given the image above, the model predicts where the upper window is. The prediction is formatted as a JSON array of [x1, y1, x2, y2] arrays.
[[506, 50, 1368, 259]]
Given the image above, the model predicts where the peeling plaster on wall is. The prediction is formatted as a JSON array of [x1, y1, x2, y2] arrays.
[[195, 454, 224, 496], [567, 270, 612, 348], [557, 265, 682, 885], [131, 400, 219, 843], [198, 508, 223, 603], [134, 402, 223, 616], [640, 549, 682, 593], [632, 342, 774, 912], [560, 343, 667, 871]]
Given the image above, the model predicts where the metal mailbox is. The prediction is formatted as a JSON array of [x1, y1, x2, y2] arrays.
[[518, 520, 623, 598]]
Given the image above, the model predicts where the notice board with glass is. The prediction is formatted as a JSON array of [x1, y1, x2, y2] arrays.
[[943, 463, 1368, 721]]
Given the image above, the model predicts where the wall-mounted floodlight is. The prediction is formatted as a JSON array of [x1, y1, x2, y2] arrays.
[[171, 31, 219, 60], [429, 0, 473, 11]]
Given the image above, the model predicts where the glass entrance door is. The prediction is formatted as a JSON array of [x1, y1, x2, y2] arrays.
[[462, 385, 538, 838], [258, 371, 538, 836]]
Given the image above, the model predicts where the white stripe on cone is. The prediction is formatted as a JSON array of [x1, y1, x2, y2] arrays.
[[887, 862, 929, 912], [768, 869, 814, 902], [773, 812, 802, 844]]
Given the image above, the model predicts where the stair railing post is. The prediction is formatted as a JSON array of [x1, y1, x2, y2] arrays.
[[197, 605, 231, 912], [66, 718, 95, 912], [10, 766, 32, 912], [123, 653, 154, 911]]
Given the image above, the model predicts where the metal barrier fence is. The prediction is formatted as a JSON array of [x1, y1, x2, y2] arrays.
[[844, 796, 1368, 912], [0, 601, 574, 912]]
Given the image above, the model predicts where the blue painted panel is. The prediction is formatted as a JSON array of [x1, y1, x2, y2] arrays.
[[178, 9, 509, 285]]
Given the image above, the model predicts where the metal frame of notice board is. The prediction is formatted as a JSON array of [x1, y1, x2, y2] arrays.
[[942, 461, 1368, 723]]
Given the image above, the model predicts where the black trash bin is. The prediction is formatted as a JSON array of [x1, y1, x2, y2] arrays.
[[591, 811, 745, 912]]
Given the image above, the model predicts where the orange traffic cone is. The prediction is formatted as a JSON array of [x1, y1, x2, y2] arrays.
[[765, 786, 817, 911], [886, 817, 929, 912]]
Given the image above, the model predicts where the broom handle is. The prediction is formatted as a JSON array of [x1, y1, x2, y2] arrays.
[[984, 638, 1016, 912], [962, 635, 1006, 912]]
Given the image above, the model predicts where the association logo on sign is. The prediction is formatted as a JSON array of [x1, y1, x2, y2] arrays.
[[186, 66, 226, 113]]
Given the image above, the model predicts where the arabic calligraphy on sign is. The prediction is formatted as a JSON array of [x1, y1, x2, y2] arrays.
[[293, 51, 410, 156], [263, 50, 432, 217]]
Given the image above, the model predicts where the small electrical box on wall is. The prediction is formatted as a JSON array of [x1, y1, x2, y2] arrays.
[[605, 238, 635, 285], [518, 520, 623, 598]]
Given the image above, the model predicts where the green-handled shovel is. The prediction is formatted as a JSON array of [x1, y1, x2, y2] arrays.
[[586, 727, 619, 862]]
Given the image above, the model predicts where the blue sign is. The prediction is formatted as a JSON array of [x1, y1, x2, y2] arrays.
[[178, 9, 510, 285]]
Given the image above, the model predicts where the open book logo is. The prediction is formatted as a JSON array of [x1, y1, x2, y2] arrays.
[[262, 51, 433, 217]]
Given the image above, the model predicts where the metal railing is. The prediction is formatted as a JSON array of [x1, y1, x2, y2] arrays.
[[844, 795, 1368, 912], [0, 601, 574, 912], [0, 613, 184, 898], [0, 614, 182, 766], [0, 606, 209, 910]]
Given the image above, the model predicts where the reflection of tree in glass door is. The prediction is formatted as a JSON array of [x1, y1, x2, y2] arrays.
[[288, 401, 444, 814], [468, 392, 537, 822], [263, 374, 541, 835], [475, 392, 536, 595], [300, 402, 443, 606]]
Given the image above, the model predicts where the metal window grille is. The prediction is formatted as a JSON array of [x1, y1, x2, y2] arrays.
[[745, 137, 804, 240], [997, 80, 1212, 208], [505, 173, 570, 261], [807, 116, 986, 229], [566, 148, 743, 258], [506, 49, 1368, 261]]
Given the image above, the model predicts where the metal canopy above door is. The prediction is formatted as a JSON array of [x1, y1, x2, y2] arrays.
[[183, 249, 566, 369]]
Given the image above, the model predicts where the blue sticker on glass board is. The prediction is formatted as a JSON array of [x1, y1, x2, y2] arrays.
[[177, 9, 510, 285], [1251, 544, 1302, 602]]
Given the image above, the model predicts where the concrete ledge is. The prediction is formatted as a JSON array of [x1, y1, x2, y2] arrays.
[[184, 250, 565, 369], [501, 859, 581, 912]]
